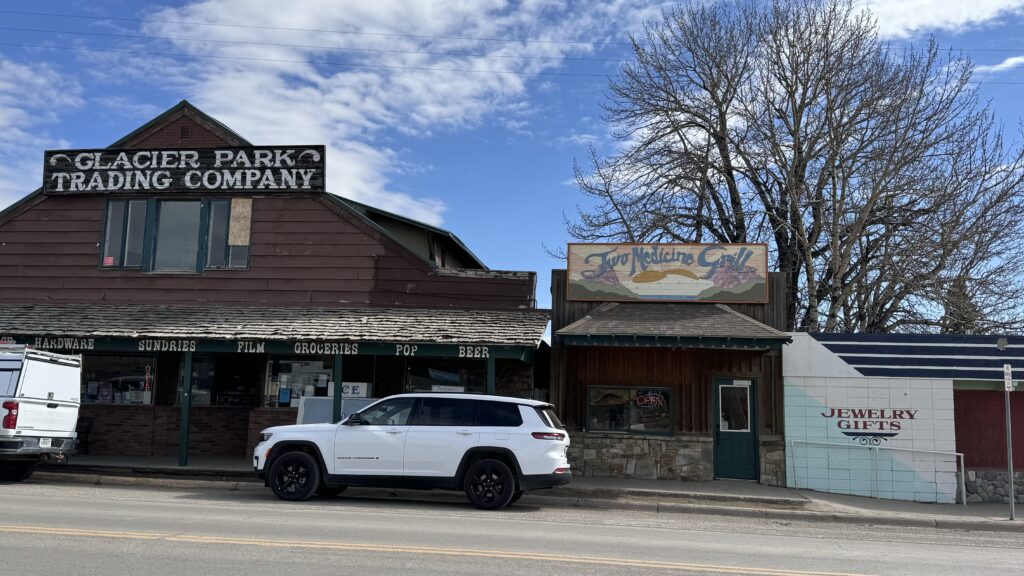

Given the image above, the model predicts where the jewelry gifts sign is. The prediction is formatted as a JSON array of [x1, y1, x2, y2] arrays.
[[43, 145, 325, 194], [567, 243, 768, 302]]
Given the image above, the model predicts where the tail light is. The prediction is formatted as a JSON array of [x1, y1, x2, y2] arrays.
[[553, 467, 570, 474], [2, 401, 18, 429], [532, 432, 565, 441]]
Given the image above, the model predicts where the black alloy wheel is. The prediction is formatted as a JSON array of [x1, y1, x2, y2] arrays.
[[269, 451, 320, 501], [464, 458, 516, 510], [316, 484, 347, 498]]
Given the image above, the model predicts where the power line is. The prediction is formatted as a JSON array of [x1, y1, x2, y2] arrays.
[[0, 42, 611, 79], [0, 25, 631, 63], [0, 9, 633, 48]]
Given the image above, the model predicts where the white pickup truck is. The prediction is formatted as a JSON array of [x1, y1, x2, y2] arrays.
[[0, 345, 82, 481]]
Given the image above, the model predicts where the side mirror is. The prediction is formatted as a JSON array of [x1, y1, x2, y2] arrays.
[[345, 413, 365, 426]]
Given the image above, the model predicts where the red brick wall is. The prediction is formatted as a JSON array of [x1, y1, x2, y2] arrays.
[[247, 408, 298, 457], [80, 404, 253, 458]]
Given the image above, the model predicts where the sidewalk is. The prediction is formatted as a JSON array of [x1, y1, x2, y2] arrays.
[[35, 456, 1023, 533]]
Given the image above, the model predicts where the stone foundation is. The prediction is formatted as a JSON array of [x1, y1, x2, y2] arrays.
[[567, 432, 713, 481], [760, 439, 786, 487], [965, 470, 1024, 504]]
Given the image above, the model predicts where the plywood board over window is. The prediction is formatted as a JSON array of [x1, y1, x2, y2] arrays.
[[229, 198, 252, 246], [227, 198, 252, 268]]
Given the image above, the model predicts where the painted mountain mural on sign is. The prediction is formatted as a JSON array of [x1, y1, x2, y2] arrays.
[[567, 243, 768, 303]]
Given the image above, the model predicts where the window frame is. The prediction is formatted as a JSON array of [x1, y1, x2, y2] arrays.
[[586, 386, 674, 436], [100, 199, 149, 270], [98, 197, 250, 273]]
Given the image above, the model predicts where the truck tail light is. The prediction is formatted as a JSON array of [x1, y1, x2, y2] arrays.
[[532, 432, 565, 441], [2, 401, 18, 429]]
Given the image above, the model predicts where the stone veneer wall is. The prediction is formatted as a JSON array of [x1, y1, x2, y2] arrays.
[[965, 470, 1024, 503], [567, 432, 713, 481], [760, 438, 786, 487]]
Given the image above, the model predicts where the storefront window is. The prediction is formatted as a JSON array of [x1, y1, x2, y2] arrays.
[[587, 387, 672, 434], [404, 358, 484, 394], [264, 356, 335, 408], [184, 354, 263, 407], [81, 354, 156, 405]]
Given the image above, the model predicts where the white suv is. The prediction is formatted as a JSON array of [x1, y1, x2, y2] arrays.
[[253, 393, 570, 510]]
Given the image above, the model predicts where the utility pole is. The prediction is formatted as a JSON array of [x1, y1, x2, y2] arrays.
[[997, 338, 1015, 521]]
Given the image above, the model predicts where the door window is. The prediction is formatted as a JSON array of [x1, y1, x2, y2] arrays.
[[719, 383, 750, 432], [359, 398, 415, 426]]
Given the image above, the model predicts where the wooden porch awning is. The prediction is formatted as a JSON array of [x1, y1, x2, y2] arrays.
[[556, 302, 790, 350]]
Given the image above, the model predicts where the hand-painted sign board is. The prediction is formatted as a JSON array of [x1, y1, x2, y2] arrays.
[[43, 145, 326, 194], [566, 243, 768, 303]]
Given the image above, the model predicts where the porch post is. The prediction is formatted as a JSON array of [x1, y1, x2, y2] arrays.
[[332, 354, 344, 423], [486, 356, 496, 395], [177, 351, 193, 466]]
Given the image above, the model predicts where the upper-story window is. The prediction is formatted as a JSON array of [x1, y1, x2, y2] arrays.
[[101, 198, 251, 272]]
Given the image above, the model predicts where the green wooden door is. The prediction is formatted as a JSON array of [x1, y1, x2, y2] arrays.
[[713, 378, 758, 480]]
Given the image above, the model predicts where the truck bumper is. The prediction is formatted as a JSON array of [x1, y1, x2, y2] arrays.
[[0, 437, 75, 458]]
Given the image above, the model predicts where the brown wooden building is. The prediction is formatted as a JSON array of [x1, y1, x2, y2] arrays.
[[551, 256, 791, 486], [0, 101, 548, 463]]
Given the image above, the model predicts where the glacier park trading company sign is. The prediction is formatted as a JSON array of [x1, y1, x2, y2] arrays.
[[43, 146, 325, 194], [567, 243, 768, 302]]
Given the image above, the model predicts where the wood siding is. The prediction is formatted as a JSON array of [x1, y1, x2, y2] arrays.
[[954, 390, 1024, 470], [564, 347, 782, 436], [0, 194, 534, 308], [549, 269, 784, 436]]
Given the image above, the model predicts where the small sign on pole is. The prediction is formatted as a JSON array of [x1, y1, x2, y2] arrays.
[[1003, 363, 1016, 521]]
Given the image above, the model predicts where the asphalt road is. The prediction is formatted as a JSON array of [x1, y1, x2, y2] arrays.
[[1, 480, 1021, 576]]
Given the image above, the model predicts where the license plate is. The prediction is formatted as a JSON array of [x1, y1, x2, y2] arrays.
[[38, 438, 51, 448]]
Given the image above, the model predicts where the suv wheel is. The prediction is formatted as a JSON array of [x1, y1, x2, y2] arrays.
[[464, 458, 516, 510], [0, 461, 36, 482], [269, 451, 320, 501]]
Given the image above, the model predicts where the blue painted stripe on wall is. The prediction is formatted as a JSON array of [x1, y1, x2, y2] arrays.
[[854, 367, 1010, 379], [820, 343, 1024, 358], [812, 333, 1024, 345], [838, 355, 1024, 369]]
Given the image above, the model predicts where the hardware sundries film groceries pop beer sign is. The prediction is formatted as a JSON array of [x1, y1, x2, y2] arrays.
[[43, 146, 325, 194]]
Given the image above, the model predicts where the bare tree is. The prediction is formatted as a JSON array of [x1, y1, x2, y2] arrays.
[[566, 0, 1024, 333]]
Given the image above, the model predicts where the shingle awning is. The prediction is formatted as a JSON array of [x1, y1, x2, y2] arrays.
[[556, 303, 790, 350], [0, 303, 549, 359]]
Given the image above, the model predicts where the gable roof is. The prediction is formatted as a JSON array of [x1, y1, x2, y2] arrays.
[[336, 196, 486, 269], [0, 102, 493, 272], [557, 302, 791, 349], [109, 99, 252, 148]]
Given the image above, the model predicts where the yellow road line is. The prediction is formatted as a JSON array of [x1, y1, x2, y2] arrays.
[[0, 524, 874, 576]]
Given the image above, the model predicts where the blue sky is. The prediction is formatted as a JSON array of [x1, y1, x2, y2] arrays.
[[3, 0, 1024, 309]]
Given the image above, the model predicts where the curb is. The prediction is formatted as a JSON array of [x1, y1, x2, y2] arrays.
[[30, 471, 1024, 534]]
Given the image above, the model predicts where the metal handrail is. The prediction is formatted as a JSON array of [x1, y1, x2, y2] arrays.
[[789, 439, 967, 507]]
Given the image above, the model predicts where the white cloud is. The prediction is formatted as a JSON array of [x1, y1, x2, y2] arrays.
[[122, 0, 651, 225], [859, 0, 1024, 38], [975, 54, 1024, 74], [0, 58, 83, 206]]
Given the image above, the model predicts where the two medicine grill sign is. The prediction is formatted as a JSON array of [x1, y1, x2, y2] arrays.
[[42, 146, 326, 195]]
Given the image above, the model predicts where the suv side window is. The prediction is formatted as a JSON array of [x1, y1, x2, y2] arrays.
[[477, 401, 523, 427], [359, 398, 416, 425], [413, 397, 476, 426]]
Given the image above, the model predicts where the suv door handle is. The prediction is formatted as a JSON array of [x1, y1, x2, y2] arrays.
[[457, 430, 472, 435], [46, 403, 59, 409], [386, 429, 402, 434]]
